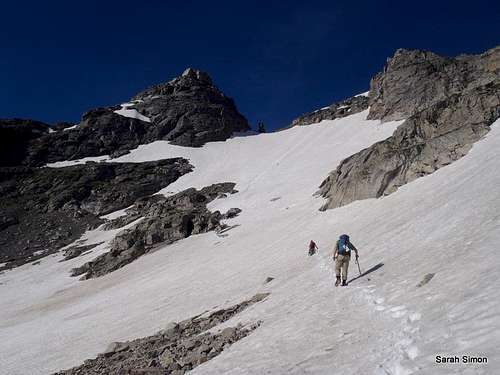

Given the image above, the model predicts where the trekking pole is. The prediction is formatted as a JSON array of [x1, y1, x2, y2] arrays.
[[356, 257, 362, 276]]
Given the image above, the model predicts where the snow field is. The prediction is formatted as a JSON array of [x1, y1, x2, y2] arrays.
[[1, 112, 499, 375]]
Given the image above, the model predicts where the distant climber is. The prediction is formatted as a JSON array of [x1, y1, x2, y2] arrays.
[[308, 240, 318, 256], [333, 234, 359, 286]]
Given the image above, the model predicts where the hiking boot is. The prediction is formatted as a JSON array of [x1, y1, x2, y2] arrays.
[[341, 280, 348, 286], [335, 277, 341, 287]]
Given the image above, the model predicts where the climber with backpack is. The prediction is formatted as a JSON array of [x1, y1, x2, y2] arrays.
[[333, 234, 359, 286], [308, 240, 319, 256]]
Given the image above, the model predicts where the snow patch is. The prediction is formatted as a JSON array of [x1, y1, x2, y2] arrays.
[[355, 91, 370, 97], [46, 155, 110, 168], [63, 124, 79, 131], [114, 103, 151, 123]]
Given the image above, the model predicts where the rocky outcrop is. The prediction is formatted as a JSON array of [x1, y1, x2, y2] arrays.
[[25, 108, 152, 166], [53, 293, 269, 375], [290, 95, 369, 127], [131, 68, 250, 147], [367, 47, 500, 121], [0, 159, 191, 267], [23, 68, 249, 166], [71, 183, 240, 279], [319, 46, 500, 210]]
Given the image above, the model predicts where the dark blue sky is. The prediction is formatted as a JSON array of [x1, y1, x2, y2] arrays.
[[1, 0, 499, 130]]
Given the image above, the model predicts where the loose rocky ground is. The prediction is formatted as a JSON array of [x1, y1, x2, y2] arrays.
[[0, 159, 191, 268], [53, 293, 269, 375], [71, 183, 240, 279]]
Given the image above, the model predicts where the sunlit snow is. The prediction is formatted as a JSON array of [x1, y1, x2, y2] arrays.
[[1, 111, 499, 375], [114, 102, 151, 122]]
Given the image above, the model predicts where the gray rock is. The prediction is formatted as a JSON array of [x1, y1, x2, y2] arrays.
[[159, 349, 175, 366], [220, 327, 237, 341], [417, 273, 435, 287], [159, 322, 179, 337], [367, 47, 500, 121], [319, 46, 500, 210], [72, 183, 237, 279], [222, 208, 242, 219], [102, 342, 129, 357], [52, 293, 268, 375], [290, 95, 369, 127]]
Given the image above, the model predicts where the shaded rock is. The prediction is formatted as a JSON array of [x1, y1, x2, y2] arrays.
[[264, 276, 274, 284], [0, 214, 18, 230], [26, 69, 249, 167], [61, 243, 102, 261], [0, 158, 191, 266], [417, 273, 435, 287], [132, 68, 250, 147], [222, 207, 241, 219]]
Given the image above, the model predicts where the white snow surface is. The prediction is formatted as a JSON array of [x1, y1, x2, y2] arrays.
[[356, 91, 370, 97], [1, 110, 500, 375], [114, 102, 151, 122], [62, 124, 79, 131], [46, 155, 110, 168]]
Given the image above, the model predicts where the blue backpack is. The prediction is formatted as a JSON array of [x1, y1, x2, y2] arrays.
[[338, 234, 350, 255]]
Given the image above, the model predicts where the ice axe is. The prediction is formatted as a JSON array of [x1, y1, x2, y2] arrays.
[[355, 256, 362, 276]]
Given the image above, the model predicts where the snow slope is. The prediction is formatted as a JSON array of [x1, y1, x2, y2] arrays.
[[1, 110, 499, 375]]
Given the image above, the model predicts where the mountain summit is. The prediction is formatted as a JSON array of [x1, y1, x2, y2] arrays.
[[7, 68, 250, 166]]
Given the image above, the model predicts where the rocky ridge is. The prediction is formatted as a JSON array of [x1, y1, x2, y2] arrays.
[[319, 46, 500, 210], [23, 68, 250, 167], [290, 94, 369, 127], [71, 183, 240, 279], [0, 159, 191, 269]]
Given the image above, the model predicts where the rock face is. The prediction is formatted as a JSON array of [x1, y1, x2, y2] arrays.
[[131, 68, 250, 147], [23, 68, 249, 166], [53, 293, 269, 375], [319, 46, 500, 210], [367, 47, 500, 121], [26, 108, 152, 166], [290, 95, 369, 127], [71, 183, 240, 279], [0, 159, 191, 268]]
